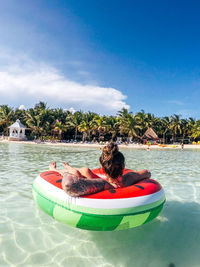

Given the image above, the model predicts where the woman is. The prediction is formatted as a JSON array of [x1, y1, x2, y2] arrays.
[[49, 142, 151, 196]]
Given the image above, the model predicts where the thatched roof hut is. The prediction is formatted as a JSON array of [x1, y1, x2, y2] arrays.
[[142, 127, 158, 140]]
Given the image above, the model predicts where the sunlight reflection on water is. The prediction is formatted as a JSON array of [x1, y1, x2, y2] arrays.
[[0, 143, 200, 267]]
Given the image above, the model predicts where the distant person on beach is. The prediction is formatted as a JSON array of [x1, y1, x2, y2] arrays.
[[181, 142, 184, 149], [146, 143, 150, 151], [49, 142, 151, 196]]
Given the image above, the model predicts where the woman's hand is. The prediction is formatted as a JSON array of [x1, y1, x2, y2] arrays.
[[142, 169, 151, 179]]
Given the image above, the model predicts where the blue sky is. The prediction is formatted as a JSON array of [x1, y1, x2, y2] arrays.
[[0, 0, 200, 117]]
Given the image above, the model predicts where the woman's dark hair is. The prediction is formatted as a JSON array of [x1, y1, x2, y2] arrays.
[[99, 142, 125, 179]]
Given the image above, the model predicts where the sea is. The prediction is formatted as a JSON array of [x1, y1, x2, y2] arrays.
[[0, 142, 200, 267]]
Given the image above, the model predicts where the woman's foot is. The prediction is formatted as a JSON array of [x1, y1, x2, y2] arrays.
[[49, 162, 57, 171], [63, 162, 76, 173], [49, 162, 68, 176]]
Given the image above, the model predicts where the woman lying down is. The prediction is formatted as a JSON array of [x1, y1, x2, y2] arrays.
[[49, 142, 151, 197]]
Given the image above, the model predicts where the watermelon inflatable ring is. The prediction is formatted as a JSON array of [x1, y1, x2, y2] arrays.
[[32, 168, 165, 231]]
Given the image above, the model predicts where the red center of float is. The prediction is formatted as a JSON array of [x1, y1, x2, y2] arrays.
[[40, 169, 162, 199]]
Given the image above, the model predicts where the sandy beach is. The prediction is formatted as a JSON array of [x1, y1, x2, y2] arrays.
[[0, 139, 199, 149]]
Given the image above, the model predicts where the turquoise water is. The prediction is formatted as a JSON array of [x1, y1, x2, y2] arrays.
[[0, 143, 200, 267]]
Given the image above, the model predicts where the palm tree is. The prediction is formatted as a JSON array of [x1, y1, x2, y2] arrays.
[[1, 101, 200, 143], [118, 108, 140, 141], [180, 119, 189, 142], [25, 108, 47, 138], [52, 120, 68, 140], [78, 112, 97, 141], [117, 108, 132, 118], [187, 118, 196, 139], [34, 101, 47, 111], [53, 108, 70, 124], [170, 114, 182, 143], [66, 111, 83, 140], [90, 115, 110, 141], [191, 120, 200, 139], [134, 110, 147, 136], [13, 108, 26, 125], [0, 105, 14, 135], [144, 113, 156, 128], [104, 116, 119, 140], [160, 116, 172, 143]]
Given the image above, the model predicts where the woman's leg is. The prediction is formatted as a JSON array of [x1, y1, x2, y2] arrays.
[[78, 167, 96, 178], [49, 162, 83, 177], [49, 162, 66, 176], [49, 162, 57, 171], [62, 162, 84, 177], [63, 162, 95, 178], [49, 162, 95, 178]]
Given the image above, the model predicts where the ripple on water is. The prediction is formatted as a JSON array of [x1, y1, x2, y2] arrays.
[[0, 143, 200, 267]]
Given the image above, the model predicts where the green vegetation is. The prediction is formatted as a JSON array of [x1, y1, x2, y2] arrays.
[[0, 102, 199, 143]]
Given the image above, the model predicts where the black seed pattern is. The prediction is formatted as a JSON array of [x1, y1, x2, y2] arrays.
[[133, 185, 145, 190]]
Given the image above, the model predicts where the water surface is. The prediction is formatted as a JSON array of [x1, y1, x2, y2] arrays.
[[0, 143, 200, 267]]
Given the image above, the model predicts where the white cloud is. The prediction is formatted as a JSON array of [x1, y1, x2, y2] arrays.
[[69, 107, 76, 114], [0, 56, 129, 114], [69, 60, 83, 67], [77, 70, 90, 77], [18, 104, 25, 110], [177, 109, 197, 118], [167, 100, 184, 106]]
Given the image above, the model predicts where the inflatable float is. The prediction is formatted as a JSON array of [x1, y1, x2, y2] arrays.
[[32, 168, 165, 231]]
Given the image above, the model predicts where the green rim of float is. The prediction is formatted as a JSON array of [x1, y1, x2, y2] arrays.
[[32, 170, 165, 231]]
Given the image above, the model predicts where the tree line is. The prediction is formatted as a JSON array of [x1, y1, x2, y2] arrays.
[[0, 101, 199, 143]]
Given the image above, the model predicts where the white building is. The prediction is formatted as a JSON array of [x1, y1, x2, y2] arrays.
[[8, 119, 27, 141]]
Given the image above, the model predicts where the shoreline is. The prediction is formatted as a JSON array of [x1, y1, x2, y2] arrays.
[[0, 139, 200, 150]]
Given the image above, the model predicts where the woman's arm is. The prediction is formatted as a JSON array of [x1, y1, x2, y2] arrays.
[[121, 169, 151, 187], [62, 174, 113, 197]]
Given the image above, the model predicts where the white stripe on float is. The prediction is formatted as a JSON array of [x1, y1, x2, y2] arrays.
[[35, 176, 165, 210]]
